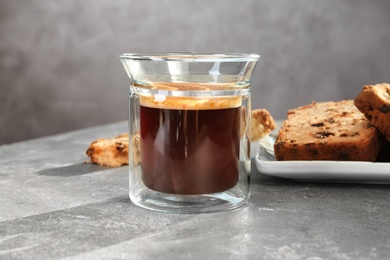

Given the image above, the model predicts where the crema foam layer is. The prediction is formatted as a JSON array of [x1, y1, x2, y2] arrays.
[[137, 82, 245, 110]]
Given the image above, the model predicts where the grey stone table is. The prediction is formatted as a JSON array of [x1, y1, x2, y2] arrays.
[[1, 121, 390, 260]]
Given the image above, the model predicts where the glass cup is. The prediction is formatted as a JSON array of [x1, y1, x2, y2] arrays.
[[120, 53, 260, 213]]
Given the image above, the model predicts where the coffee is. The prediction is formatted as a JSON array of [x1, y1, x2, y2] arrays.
[[140, 98, 241, 195], [122, 53, 258, 212]]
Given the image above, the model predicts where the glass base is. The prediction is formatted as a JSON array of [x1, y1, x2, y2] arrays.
[[129, 187, 249, 214]]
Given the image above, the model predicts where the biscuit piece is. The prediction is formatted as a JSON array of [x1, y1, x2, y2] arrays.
[[86, 132, 142, 167], [251, 109, 276, 141], [274, 100, 383, 161], [354, 83, 390, 140], [86, 133, 129, 167]]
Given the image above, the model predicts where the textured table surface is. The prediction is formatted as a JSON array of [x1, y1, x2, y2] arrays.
[[1, 121, 390, 260]]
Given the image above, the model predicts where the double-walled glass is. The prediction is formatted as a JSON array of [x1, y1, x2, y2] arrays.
[[120, 53, 260, 213]]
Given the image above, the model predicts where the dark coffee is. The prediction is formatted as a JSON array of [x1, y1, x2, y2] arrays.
[[140, 105, 241, 195]]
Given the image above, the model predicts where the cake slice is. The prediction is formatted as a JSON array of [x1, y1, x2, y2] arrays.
[[274, 100, 383, 161], [354, 83, 390, 141]]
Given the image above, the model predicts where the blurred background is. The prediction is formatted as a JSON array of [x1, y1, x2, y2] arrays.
[[1, 0, 390, 145]]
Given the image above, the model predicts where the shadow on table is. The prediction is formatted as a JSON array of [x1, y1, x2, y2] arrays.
[[253, 171, 390, 188], [36, 163, 116, 177]]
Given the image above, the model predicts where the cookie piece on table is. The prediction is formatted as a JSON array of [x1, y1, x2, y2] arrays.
[[86, 133, 129, 167], [86, 132, 141, 167], [354, 83, 390, 140], [274, 100, 384, 161]]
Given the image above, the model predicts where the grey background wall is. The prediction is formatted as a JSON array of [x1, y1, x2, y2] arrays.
[[1, 0, 390, 145]]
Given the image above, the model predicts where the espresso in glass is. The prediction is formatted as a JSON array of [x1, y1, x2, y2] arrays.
[[121, 52, 259, 213], [139, 93, 242, 195]]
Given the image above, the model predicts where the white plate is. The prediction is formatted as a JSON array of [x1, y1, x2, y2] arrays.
[[255, 136, 390, 183]]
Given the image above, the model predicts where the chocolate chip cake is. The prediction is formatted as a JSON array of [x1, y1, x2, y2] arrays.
[[354, 83, 390, 141], [274, 100, 383, 161]]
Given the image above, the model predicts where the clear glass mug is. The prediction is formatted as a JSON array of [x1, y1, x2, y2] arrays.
[[120, 53, 260, 213]]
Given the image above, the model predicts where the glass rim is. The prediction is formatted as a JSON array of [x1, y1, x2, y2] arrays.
[[119, 52, 260, 62]]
